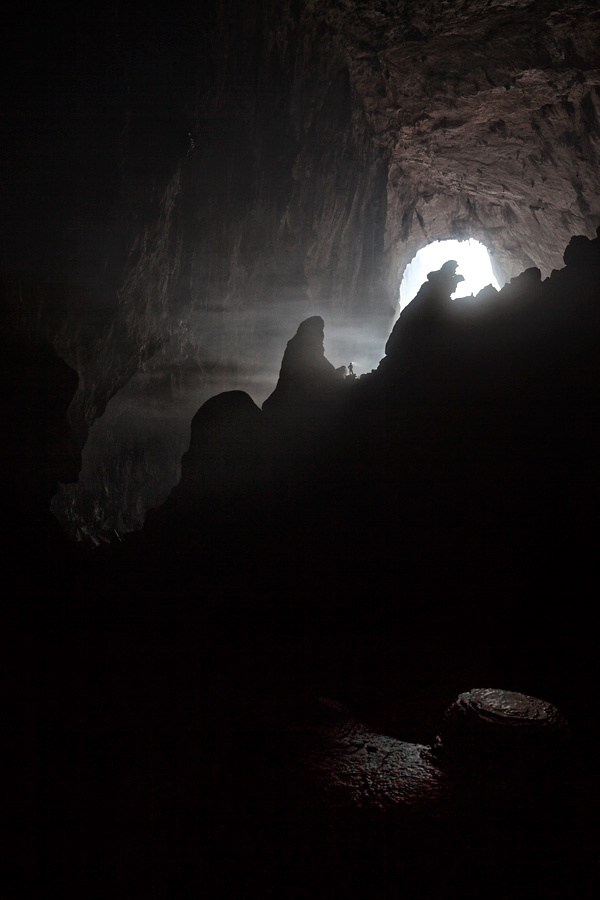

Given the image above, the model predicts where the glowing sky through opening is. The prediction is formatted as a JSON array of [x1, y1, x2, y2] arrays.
[[399, 239, 501, 312]]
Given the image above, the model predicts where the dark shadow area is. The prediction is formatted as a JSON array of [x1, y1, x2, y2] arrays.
[[5, 232, 600, 898]]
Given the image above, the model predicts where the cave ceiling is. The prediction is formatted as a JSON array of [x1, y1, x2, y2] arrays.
[[9, 2, 600, 403], [313, 0, 600, 282], [4, 1, 600, 535]]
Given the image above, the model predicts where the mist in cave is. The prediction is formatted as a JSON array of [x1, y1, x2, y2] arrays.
[[4, 2, 600, 898]]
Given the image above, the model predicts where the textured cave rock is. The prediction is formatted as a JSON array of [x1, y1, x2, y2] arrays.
[[273, 690, 571, 814], [128, 227, 600, 607], [434, 688, 570, 772], [214, 690, 581, 899], [7, 235, 600, 898], [335, 0, 600, 287], [4, 0, 599, 537], [5, 3, 600, 882]]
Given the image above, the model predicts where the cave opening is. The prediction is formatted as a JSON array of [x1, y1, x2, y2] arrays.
[[399, 239, 501, 312]]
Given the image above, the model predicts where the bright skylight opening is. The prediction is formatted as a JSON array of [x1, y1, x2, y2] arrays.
[[399, 239, 501, 312]]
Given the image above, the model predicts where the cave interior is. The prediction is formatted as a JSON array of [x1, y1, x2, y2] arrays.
[[3, 2, 600, 898]]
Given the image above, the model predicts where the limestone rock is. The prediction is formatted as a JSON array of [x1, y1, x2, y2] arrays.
[[262, 315, 343, 440], [176, 390, 278, 504], [435, 688, 570, 767], [18, 2, 600, 536]]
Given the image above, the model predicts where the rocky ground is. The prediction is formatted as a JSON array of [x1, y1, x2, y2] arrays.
[[5, 230, 600, 898]]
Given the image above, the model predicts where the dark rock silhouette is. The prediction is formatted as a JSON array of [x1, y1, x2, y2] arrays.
[[6, 0, 600, 894], [7, 233, 600, 900], [1, 334, 80, 560], [262, 315, 344, 443], [13, 0, 600, 540], [474, 282, 499, 303], [133, 232, 600, 600], [177, 390, 273, 504], [563, 232, 598, 268], [0, 337, 80, 501], [382, 259, 464, 364]]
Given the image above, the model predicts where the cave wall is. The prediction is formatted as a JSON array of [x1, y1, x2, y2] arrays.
[[11, 1, 391, 448], [3, 1, 600, 537], [50, 1, 394, 538], [331, 0, 600, 292]]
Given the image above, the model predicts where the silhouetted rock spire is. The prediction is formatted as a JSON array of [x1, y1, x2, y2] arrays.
[[383, 259, 464, 363], [262, 315, 342, 440]]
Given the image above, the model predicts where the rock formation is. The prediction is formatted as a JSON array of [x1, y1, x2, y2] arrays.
[[178, 390, 272, 504], [3, 1, 599, 536], [126, 229, 600, 614], [262, 314, 346, 442], [4, 4, 600, 896], [7, 238, 600, 896], [270, 689, 572, 819], [193, 690, 582, 899], [0, 331, 81, 556]]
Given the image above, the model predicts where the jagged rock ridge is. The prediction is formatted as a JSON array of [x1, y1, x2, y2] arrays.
[[4, 2, 600, 537]]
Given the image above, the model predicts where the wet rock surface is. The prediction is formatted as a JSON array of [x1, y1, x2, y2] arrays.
[[264, 690, 573, 819], [440, 688, 568, 744], [197, 689, 589, 899], [278, 697, 443, 813]]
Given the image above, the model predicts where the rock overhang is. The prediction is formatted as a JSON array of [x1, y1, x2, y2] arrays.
[[320, 0, 600, 290], [20, 0, 600, 537]]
